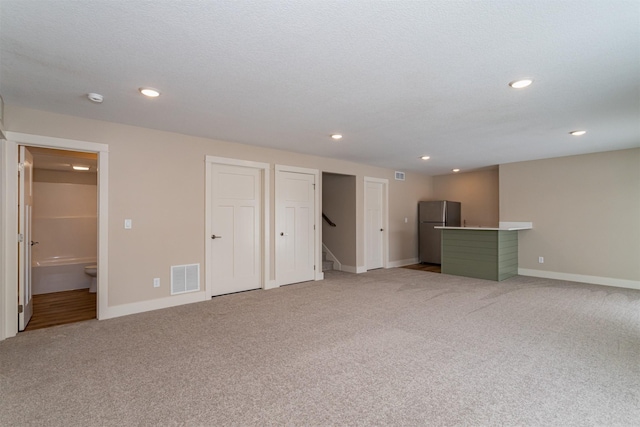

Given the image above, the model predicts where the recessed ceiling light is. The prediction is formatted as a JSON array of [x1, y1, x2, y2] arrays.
[[139, 87, 160, 97], [509, 79, 533, 89], [569, 130, 586, 136], [330, 134, 343, 140], [87, 93, 103, 103], [420, 156, 430, 160], [452, 169, 460, 173], [72, 165, 90, 171]]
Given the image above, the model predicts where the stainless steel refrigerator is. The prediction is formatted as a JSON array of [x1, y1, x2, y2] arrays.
[[419, 200, 461, 264]]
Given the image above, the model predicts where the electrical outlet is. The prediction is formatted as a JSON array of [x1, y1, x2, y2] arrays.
[[538, 256, 544, 264], [124, 219, 132, 229], [153, 278, 160, 288]]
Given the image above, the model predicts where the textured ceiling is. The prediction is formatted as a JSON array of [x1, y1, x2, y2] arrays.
[[1, 0, 638, 175]]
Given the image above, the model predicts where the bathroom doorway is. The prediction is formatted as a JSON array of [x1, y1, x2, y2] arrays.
[[20, 147, 98, 331]]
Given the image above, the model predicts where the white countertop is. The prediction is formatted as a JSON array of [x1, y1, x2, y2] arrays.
[[435, 221, 533, 231]]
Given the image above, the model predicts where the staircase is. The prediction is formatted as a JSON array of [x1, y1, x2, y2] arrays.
[[322, 250, 334, 271]]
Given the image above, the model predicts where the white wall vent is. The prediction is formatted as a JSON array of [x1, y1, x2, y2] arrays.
[[395, 171, 405, 181], [171, 263, 200, 295]]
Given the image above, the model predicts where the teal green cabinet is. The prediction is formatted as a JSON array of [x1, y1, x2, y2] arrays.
[[441, 229, 518, 281]]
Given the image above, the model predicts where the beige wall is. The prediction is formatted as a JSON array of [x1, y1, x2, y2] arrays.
[[322, 173, 357, 267], [432, 168, 499, 227], [500, 148, 640, 282], [389, 173, 434, 262], [5, 106, 433, 306]]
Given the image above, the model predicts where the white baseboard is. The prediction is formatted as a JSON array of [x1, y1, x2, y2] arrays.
[[264, 280, 279, 290], [340, 265, 367, 274], [518, 268, 640, 291], [340, 265, 358, 273], [387, 258, 419, 268], [101, 291, 207, 320]]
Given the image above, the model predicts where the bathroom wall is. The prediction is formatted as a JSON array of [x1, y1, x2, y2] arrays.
[[31, 172, 97, 293]]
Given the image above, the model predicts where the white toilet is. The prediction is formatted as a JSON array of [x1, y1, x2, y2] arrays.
[[84, 265, 97, 293]]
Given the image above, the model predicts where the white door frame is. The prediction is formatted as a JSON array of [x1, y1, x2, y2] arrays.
[[275, 165, 323, 284], [363, 176, 389, 270], [1, 132, 109, 341], [205, 156, 271, 298], [18, 146, 34, 330]]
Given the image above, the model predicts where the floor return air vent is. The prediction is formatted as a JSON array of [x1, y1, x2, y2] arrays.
[[171, 264, 200, 295]]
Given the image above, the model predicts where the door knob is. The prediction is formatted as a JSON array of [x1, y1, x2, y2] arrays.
[[211, 235, 222, 239], [30, 241, 39, 246], [380, 228, 383, 231]]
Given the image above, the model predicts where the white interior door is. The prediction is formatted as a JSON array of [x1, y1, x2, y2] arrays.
[[276, 171, 315, 285], [210, 164, 262, 296], [365, 180, 384, 270], [18, 146, 34, 330]]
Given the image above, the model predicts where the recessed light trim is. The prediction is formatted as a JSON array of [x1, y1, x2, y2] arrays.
[[72, 165, 90, 171], [569, 130, 586, 136], [330, 134, 343, 140], [139, 87, 160, 97], [509, 79, 533, 89], [420, 156, 430, 160], [452, 169, 460, 173]]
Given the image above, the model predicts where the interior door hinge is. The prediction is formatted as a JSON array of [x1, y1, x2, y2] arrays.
[[314, 265, 316, 270], [18, 304, 23, 314], [312, 183, 316, 190], [18, 162, 24, 173], [18, 234, 24, 243]]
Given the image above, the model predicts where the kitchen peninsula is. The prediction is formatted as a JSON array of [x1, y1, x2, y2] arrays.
[[435, 222, 532, 281]]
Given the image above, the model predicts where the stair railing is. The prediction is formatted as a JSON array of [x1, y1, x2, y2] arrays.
[[322, 213, 336, 227]]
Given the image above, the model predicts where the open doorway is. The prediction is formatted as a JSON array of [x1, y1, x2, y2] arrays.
[[321, 172, 357, 273], [21, 147, 98, 331]]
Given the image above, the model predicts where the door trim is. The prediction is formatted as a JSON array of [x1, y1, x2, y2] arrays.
[[205, 156, 271, 298], [363, 176, 389, 271], [1, 132, 109, 341], [275, 165, 322, 284], [18, 146, 34, 330]]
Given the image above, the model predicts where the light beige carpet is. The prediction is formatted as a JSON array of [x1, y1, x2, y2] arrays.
[[1, 269, 639, 426]]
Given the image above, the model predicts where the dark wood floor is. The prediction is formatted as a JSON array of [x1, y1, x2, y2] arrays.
[[24, 289, 96, 331], [401, 263, 442, 273]]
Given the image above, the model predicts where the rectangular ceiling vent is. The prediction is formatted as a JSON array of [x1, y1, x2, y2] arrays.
[[171, 263, 200, 295], [395, 171, 406, 181]]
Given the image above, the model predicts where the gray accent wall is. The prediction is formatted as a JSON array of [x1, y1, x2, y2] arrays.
[[441, 229, 518, 281]]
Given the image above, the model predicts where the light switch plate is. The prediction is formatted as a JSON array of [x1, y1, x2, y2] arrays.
[[124, 219, 132, 229]]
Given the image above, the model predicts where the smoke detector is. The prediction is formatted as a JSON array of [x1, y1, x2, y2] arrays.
[[87, 93, 104, 103]]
